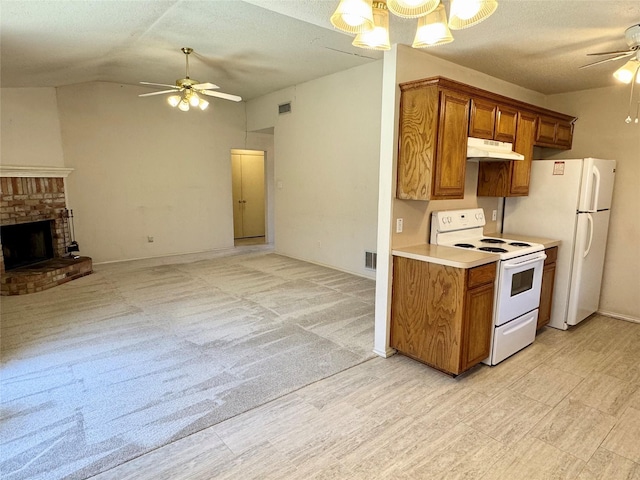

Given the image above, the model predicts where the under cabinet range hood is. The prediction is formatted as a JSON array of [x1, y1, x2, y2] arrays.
[[466, 137, 525, 161]]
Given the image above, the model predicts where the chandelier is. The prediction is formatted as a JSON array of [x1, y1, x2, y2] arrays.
[[330, 0, 498, 50]]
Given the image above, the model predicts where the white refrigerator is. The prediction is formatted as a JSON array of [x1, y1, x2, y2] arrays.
[[503, 158, 616, 330]]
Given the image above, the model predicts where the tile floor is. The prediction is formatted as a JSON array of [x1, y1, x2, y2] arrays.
[[92, 314, 640, 480]]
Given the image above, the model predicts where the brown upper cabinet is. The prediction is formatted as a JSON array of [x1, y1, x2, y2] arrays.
[[397, 77, 577, 200], [397, 80, 470, 200], [469, 98, 518, 143], [535, 115, 575, 149]]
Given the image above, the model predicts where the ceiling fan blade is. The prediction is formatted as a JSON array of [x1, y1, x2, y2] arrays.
[[193, 82, 219, 90], [140, 81, 180, 89], [579, 52, 634, 69], [138, 89, 180, 97], [199, 90, 243, 102], [587, 49, 633, 56]]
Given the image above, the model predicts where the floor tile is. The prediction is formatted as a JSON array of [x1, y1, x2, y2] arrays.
[[602, 407, 640, 462], [530, 398, 618, 461], [480, 435, 585, 480], [509, 364, 584, 406], [463, 389, 552, 445], [569, 372, 639, 417], [576, 447, 640, 480]]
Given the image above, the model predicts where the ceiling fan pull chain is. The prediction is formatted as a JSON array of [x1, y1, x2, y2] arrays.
[[625, 66, 638, 123]]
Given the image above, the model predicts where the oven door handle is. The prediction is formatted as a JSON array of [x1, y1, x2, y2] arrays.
[[502, 253, 547, 270]]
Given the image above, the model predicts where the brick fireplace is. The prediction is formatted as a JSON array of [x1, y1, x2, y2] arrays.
[[0, 166, 92, 295]]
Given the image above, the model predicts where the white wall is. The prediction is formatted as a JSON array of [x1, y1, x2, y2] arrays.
[[56, 82, 247, 263], [544, 86, 640, 321], [1, 88, 65, 167], [247, 62, 383, 278]]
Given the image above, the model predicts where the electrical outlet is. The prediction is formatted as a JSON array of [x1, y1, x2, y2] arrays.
[[492, 210, 497, 221], [396, 218, 403, 233]]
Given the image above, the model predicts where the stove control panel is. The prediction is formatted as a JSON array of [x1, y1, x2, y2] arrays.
[[431, 208, 486, 234]]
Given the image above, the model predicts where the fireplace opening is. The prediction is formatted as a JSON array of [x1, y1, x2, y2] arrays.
[[1, 220, 55, 271]]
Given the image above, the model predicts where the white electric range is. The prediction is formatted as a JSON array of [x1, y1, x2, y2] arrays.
[[430, 208, 547, 365]]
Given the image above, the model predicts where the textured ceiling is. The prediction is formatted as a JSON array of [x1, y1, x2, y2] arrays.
[[1, 0, 639, 100]]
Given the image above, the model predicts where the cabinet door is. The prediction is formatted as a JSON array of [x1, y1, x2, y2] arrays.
[[509, 111, 537, 196], [538, 262, 556, 329], [555, 120, 573, 148], [391, 257, 465, 375], [461, 282, 494, 371], [396, 85, 439, 200], [432, 89, 470, 199], [469, 98, 496, 139], [536, 116, 557, 146], [495, 106, 518, 143]]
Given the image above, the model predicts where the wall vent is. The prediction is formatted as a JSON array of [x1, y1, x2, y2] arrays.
[[278, 102, 292, 115], [365, 251, 377, 270]]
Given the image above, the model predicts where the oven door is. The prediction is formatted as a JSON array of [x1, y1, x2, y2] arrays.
[[495, 251, 546, 326]]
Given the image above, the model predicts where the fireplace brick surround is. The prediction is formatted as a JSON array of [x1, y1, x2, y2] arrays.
[[0, 169, 92, 295]]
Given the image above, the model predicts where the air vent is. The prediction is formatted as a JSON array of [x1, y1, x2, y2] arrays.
[[278, 102, 292, 115], [365, 251, 377, 270]]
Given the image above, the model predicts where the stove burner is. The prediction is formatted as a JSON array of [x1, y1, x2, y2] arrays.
[[509, 242, 531, 247], [480, 238, 506, 244], [454, 243, 476, 249], [478, 247, 508, 253]]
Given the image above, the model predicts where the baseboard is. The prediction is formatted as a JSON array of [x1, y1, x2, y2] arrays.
[[274, 250, 377, 281], [93, 244, 273, 266], [373, 347, 396, 358], [597, 310, 640, 324]]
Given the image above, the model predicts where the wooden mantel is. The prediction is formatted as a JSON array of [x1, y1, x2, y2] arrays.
[[0, 165, 74, 178]]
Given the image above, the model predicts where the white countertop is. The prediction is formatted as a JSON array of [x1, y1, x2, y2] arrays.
[[392, 244, 497, 269], [487, 232, 561, 249], [392, 233, 560, 269]]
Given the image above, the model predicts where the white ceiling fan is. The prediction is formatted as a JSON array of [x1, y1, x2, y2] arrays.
[[580, 24, 640, 83], [139, 47, 242, 111]]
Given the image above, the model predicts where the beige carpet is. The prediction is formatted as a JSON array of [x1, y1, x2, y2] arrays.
[[0, 250, 375, 480]]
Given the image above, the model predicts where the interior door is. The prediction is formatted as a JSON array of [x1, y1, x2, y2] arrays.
[[231, 151, 265, 239]]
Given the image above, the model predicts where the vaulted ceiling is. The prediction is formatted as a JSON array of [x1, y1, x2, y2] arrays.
[[1, 1, 639, 100]]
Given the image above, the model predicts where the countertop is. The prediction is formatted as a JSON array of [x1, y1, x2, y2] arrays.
[[392, 233, 560, 269], [391, 244, 497, 269], [487, 232, 561, 249]]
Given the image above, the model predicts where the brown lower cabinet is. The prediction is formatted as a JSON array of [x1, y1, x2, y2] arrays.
[[390, 257, 496, 376], [537, 246, 558, 330]]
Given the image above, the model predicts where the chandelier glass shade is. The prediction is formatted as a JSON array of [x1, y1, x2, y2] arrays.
[[412, 4, 453, 47], [330, 0, 498, 50], [330, 0, 375, 34], [387, 0, 439, 18], [353, 1, 392, 50], [448, 0, 498, 30]]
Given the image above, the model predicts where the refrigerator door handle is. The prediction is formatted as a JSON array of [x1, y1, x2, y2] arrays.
[[590, 166, 601, 212], [584, 213, 594, 258]]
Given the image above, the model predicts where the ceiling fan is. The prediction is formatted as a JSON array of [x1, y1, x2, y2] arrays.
[[580, 24, 640, 82], [139, 47, 242, 111]]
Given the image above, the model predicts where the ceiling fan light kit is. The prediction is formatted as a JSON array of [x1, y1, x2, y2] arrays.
[[613, 58, 640, 84], [582, 24, 640, 124], [330, 0, 498, 51], [139, 47, 242, 112]]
